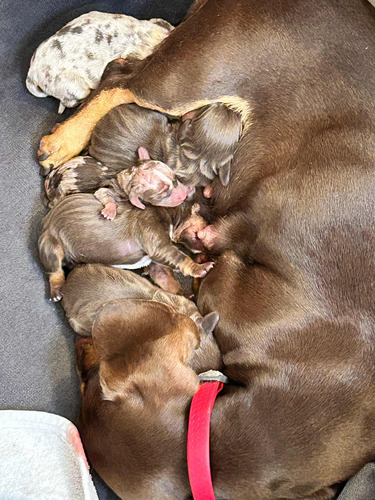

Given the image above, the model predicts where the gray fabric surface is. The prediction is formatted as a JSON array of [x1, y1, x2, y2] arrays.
[[339, 463, 375, 500], [0, 1, 191, 498], [1, 0, 374, 499]]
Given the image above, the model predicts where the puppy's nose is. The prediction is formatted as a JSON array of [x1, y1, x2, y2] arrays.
[[197, 228, 206, 240]]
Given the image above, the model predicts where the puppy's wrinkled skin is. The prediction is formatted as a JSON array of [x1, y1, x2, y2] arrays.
[[26, 11, 173, 112], [38, 194, 213, 301], [39, 0, 375, 498], [62, 263, 220, 370]]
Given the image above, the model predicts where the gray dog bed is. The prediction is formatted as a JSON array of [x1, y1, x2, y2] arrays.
[[0, 0, 373, 498]]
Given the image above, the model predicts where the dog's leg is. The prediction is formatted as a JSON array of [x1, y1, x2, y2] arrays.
[[38, 0, 250, 169], [39, 235, 65, 302], [139, 230, 214, 279], [94, 188, 118, 220], [144, 262, 182, 294]]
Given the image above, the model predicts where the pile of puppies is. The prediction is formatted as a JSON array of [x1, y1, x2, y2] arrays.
[[30, 11, 242, 498]]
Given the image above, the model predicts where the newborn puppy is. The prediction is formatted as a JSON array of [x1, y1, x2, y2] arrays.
[[89, 100, 242, 187], [177, 103, 243, 187], [45, 101, 241, 203], [62, 263, 220, 348], [44, 147, 193, 209], [38, 195, 212, 301], [26, 12, 173, 113]]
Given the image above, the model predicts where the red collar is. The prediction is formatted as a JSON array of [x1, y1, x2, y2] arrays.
[[187, 371, 228, 500]]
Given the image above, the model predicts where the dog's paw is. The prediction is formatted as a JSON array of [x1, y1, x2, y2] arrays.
[[180, 259, 215, 278], [38, 122, 90, 169], [194, 261, 215, 277], [197, 225, 218, 250], [50, 288, 63, 302], [101, 204, 116, 220]]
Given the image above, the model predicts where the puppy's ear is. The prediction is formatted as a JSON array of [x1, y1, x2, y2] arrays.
[[200, 312, 220, 334], [129, 193, 146, 209], [178, 120, 192, 142], [191, 202, 201, 216], [149, 18, 174, 32], [218, 161, 231, 186], [138, 146, 150, 160], [92, 299, 177, 401]]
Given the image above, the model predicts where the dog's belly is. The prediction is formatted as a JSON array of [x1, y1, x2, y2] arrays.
[[67, 239, 146, 266], [111, 254, 152, 269]]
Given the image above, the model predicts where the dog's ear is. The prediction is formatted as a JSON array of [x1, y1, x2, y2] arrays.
[[57, 70, 91, 107], [178, 120, 192, 142], [138, 146, 150, 160], [92, 299, 181, 401], [218, 160, 232, 186], [93, 298, 171, 359], [149, 18, 174, 32], [201, 311, 220, 334]]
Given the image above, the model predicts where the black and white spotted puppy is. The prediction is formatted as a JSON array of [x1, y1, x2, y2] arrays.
[[26, 11, 173, 113]]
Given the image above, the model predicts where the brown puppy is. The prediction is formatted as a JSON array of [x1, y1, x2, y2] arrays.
[[61, 263, 220, 364], [39, 0, 375, 498], [38, 194, 212, 301], [44, 101, 241, 207], [90, 101, 242, 187], [76, 297, 222, 500]]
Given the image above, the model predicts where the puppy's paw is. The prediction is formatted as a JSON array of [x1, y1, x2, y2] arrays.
[[101, 204, 117, 220], [50, 288, 63, 302], [180, 259, 215, 278], [197, 225, 218, 250], [194, 261, 215, 277]]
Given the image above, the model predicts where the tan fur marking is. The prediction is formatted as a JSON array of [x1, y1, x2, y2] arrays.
[[132, 95, 252, 128]]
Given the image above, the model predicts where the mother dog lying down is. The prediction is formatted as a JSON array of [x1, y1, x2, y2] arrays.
[[38, 0, 375, 498]]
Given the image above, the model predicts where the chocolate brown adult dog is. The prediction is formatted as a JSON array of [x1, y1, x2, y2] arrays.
[[38, 0, 375, 498]]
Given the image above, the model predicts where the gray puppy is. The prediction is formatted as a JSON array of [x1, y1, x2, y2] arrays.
[[26, 12, 173, 113]]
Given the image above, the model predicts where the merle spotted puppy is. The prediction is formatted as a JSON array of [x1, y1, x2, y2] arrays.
[[26, 11, 173, 113]]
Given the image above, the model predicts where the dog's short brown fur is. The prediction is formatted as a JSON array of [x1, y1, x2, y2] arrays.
[[39, 0, 375, 498], [76, 296, 222, 499], [90, 100, 242, 187], [38, 194, 212, 301], [63, 263, 221, 366]]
